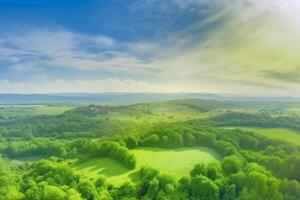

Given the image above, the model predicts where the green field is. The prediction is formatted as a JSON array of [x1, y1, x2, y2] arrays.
[[0, 104, 75, 119], [287, 107, 300, 116], [72, 157, 132, 185], [72, 147, 220, 185], [35, 105, 75, 115], [226, 127, 300, 145], [132, 147, 220, 176], [96, 108, 221, 123]]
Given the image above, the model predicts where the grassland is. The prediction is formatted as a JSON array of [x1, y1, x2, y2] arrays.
[[96, 110, 221, 124], [72, 157, 132, 185], [132, 147, 220, 176], [225, 127, 300, 145], [72, 147, 220, 185], [94, 103, 223, 124], [0, 104, 75, 119], [287, 107, 300, 116], [34, 105, 75, 115]]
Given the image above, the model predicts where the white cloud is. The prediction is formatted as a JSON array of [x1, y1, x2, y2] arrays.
[[7, 30, 74, 56], [0, 29, 153, 73], [143, 0, 300, 92], [1, 0, 300, 95], [50, 55, 150, 73]]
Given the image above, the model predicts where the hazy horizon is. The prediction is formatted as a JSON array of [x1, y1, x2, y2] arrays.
[[0, 92, 300, 97]]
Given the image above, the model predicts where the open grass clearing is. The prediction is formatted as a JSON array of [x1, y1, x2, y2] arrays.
[[72, 147, 220, 185], [34, 105, 75, 115], [225, 127, 300, 145], [132, 147, 220, 176], [0, 104, 75, 119], [96, 109, 222, 124]]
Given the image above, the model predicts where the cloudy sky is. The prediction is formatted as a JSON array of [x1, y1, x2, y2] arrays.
[[0, 0, 299, 96]]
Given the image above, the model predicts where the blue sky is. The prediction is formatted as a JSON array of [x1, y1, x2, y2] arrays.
[[0, 0, 299, 95]]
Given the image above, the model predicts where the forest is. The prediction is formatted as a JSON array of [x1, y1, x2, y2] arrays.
[[0, 99, 300, 200]]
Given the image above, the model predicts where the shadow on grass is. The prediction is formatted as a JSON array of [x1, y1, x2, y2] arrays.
[[73, 157, 131, 177]]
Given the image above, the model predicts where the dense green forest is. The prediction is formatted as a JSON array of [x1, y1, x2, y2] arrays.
[[0, 99, 300, 199]]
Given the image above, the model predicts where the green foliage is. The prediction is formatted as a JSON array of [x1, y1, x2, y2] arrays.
[[222, 155, 246, 175], [0, 101, 300, 199], [190, 163, 207, 177], [110, 182, 136, 200], [3, 139, 68, 158], [1, 113, 143, 138], [281, 154, 300, 180], [213, 112, 300, 131], [124, 136, 139, 149], [280, 179, 300, 200], [0, 156, 24, 200], [141, 134, 160, 147], [77, 180, 100, 200], [231, 163, 283, 200], [138, 167, 179, 200], [188, 175, 219, 200], [79, 141, 137, 169], [23, 158, 79, 186]]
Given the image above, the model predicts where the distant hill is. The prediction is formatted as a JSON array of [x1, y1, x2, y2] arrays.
[[0, 93, 211, 105], [0, 93, 299, 105]]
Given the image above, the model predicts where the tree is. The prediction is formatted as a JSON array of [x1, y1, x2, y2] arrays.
[[188, 175, 219, 200], [232, 163, 283, 200], [191, 164, 207, 177], [66, 189, 82, 200], [124, 136, 139, 149], [111, 182, 136, 200], [147, 178, 160, 199], [67, 147, 78, 158], [207, 162, 222, 180], [183, 132, 195, 146], [282, 154, 300, 181], [42, 185, 66, 200], [142, 134, 159, 146], [222, 155, 245, 175], [280, 179, 300, 200], [95, 176, 106, 188], [77, 180, 100, 200]]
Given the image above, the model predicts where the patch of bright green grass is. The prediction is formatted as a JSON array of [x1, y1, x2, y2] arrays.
[[0, 105, 75, 118], [287, 107, 300, 116], [72, 147, 220, 185], [35, 105, 75, 115], [226, 127, 300, 145], [72, 158, 132, 185], [96, 109, 221, 124], [132, 147, 220, 177]]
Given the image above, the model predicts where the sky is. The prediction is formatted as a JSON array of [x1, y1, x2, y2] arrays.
[[0, 0, 300, 96]]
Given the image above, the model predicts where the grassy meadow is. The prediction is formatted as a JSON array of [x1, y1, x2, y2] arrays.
[[225, 127, 300, 145], [0, 104, 76, 119], [34, 105, 75, 115], [72, 147, 220, 185], [95, 105, 222, 123]]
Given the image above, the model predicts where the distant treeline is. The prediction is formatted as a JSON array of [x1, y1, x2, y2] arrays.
[[212, 112, 300, 130], [0, 112, 145, 139]]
